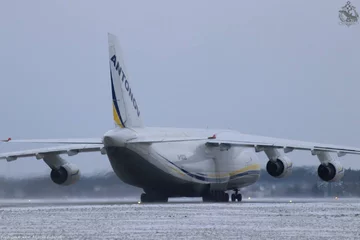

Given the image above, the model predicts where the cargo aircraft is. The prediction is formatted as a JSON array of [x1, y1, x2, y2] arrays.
[[1, 33, 360, 203]]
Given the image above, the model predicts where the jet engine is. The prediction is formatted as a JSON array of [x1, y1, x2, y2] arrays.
[[50, 163, 80, 186], [317, 161, 344, 182], [266, 156, 293, 178]]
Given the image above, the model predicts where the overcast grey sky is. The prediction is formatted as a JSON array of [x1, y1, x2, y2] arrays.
[[0, 0, 359, 178]]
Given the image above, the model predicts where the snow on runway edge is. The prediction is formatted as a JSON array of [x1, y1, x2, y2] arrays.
[[0, 198, 360, 240]]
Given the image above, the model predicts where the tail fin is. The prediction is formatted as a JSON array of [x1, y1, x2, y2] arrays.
[[108, 33, 143, 128]]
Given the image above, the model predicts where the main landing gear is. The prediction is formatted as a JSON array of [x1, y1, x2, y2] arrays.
[[231, 189, 242, 202], [202, 190, 243, 202], [202, 191, 229, 202], [140, 192, 168, 203]]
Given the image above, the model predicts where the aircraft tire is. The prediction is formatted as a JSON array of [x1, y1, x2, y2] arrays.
[[236, 193, 242, 202], [224, 193, 229, 202], [202, 191, 229, 202], [140, 193, 149, 202], [140, 193, 168, 203], [215, 191, 222, 202], [231, 193, 236, 202], [202, 194, 211, 202]]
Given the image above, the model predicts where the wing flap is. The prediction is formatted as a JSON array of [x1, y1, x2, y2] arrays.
[[0, 144, 103, 161]]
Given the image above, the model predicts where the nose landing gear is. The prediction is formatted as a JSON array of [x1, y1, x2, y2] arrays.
[[231, 189, 242, 202]]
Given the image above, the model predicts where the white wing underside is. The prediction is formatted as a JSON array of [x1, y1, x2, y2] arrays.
[[129, 133, 360, 156], [1, 133, 360, 162], [3, 138, 103, 144], [0, 144, 103, 161], [205, 134, 360, 156]]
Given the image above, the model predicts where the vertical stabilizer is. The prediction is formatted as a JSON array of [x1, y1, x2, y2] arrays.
[[108, 33, 143, 128]]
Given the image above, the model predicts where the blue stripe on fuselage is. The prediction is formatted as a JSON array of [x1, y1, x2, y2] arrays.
[[110, 68, 125, 127]]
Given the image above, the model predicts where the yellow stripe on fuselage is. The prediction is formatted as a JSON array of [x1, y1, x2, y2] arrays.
[[169, 166, 185, 176], [168, 163, 261, 180], [205, 164, 261, 178], [112, 103, 124, 128], [206, 164, 261, 177], [229, 164, 261, 177]]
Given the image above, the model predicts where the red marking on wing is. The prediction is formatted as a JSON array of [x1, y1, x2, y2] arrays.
[[208, 134, 216, 139]]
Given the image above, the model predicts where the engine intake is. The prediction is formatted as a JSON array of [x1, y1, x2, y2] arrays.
[[50, 164, 80, 186], [266, 156, 293, 178], [317, 161, 344, 182]]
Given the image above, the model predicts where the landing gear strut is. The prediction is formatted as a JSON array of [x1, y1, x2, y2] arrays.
[[202, 191, 229, 202], [231, 189, 242, 202], [140, 192, 168, 203]]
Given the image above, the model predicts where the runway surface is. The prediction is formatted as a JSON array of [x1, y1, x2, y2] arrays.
[[1, 198, 360, 240]]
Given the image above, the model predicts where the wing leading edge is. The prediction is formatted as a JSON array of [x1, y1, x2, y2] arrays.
[[1, 138, 103, 144], [205, 134, 360, 157], [2, 133, 359, 162], [128, 133, 360, 157], [0, 144, 104, 161]]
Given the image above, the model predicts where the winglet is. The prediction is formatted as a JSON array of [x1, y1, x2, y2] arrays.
[[1, 138, 11, 142]]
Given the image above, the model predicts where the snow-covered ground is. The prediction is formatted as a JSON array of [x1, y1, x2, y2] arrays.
[[0, 198, 359, 239]]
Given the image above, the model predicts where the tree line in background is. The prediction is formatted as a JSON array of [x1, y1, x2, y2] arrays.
[[1, 167, 360, 199]]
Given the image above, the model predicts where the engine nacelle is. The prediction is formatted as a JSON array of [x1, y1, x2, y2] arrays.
[[266, 156, 293, 178], [50, 163, 80, 186], [317, 161, 344, 182]]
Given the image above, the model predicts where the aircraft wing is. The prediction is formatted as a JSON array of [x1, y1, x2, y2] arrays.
[[126, 132, 360, 156], [206, 133, 360, 156], [128, 133, 360, 157], [1, 138, 103, 144], [126, 136, 208, 143], [0, 144, 103, 161]]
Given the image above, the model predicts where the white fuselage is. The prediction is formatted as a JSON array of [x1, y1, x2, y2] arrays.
[[103, 127, 261, 197]]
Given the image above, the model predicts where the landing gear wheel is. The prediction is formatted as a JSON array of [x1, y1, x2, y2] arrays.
[[216, 191, 227, 202], [231, 189, 242, 202], [140, 192, 168, 203], [236, 193, 242, 202], [231, 193, 236, 202], [140, 193, 147, 202], [202, 194, 211, 202], [224, 193, 229, 202], [158, 196, 169, 203], [202, 191, 229, 202]]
